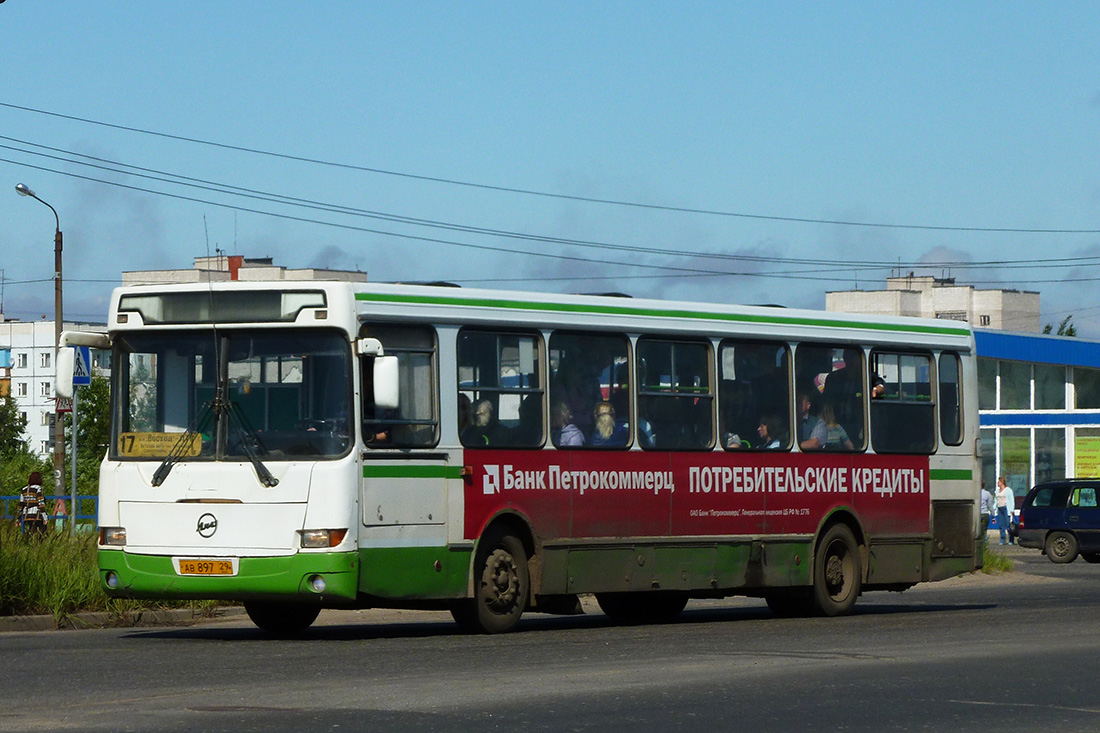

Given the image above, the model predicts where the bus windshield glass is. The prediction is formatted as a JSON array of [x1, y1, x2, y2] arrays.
[[113, 330, 352, 461]]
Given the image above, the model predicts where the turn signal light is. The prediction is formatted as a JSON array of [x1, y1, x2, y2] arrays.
[[300, 528, 348, 548]]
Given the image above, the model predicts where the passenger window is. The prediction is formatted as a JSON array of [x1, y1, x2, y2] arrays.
[[870, 351, 935, 454], [361, 324, 438, 448], [549, 331, 631, 449], [636, 339, 713, 450], [795, 344, 865, 452], [938, 352, 963, 445], [718, 340, 791, 451], [1075, 487, 1098, 508], [457, 330, 543, 448]]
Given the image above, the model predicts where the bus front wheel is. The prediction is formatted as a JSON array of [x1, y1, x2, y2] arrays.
[[452, 528, 530, 633], [244, 601, 320, 635], [812, 524, 862, 616]]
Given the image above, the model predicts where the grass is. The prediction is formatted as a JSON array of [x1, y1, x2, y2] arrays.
[[980, 543, 1014, 573], [0, 520, 219, 626]]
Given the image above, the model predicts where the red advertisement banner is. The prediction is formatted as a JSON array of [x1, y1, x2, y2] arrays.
[[463, 451, 930, 541]]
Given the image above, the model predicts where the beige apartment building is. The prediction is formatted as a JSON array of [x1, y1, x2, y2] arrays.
[[826, 274, 1040, 332]]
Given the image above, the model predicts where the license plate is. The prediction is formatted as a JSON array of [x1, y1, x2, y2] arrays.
[[177, 558, 235, 576]]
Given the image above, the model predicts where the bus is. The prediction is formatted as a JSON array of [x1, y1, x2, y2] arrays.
[[61, 280, 981, 633]]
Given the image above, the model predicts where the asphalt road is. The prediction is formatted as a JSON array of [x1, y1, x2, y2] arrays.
[[3, 544, 1098, 732]]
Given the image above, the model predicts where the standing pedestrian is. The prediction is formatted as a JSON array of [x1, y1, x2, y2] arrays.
[[980, 480, 995, 547], [17, 471, 48, 537], [995, 476, 1015, 546]]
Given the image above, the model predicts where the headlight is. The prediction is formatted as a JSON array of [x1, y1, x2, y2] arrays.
[[99, 527, 127, 546], [300, 528, 348, 548]]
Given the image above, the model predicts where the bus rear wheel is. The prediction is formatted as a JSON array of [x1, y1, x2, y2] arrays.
[[452, 528, 530, 634], [244, 601, 320, 635], [812, 524, 862, 616]]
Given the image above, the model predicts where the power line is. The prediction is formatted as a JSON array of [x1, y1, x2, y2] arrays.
[[6, 137, 1100, 274], [4, 100, 1100, 235], [7, 153, 1100, 291], [11, 153, 1100, 290]]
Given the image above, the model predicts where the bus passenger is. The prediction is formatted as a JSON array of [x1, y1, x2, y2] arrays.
[[462, 399, 508, 446], [870, 373, 886, 399], [821, 404, 854, 451], [590, 400, 628, 447], [552, 402, 585, 447], [798, 392, 827, 451], [512, 394, 544, 446], [757, 415, 786, 449]]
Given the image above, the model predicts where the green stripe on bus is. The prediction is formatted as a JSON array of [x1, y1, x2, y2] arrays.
[[359, 545, 470, 598], [355, 291, 971, 337], [99, 549, 359, 602], [930, 469, 973, 481], [363, 465, 463, 480]]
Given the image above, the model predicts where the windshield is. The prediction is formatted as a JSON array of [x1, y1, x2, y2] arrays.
[[113, 329, 352, 461]]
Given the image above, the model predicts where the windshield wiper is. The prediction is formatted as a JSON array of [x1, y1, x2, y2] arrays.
[[150, 395, 278, 488], [225, 399, 279, 487], [151, 401, 214, 487]]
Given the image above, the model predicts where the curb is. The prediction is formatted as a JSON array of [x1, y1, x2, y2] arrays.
[[0, 606, 246, 633]]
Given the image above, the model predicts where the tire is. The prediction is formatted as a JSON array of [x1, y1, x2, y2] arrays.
[[244, 601, 320, 634], [453, 528, 530, 633], [1044, 531, 1079, 563], [812, 524, 862, 616], [596, 591, 689, 624]]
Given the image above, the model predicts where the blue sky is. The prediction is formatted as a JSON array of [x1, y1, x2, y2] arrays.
[[2, 3, 1099, 334]]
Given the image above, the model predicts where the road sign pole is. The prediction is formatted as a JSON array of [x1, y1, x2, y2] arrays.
[[70, 386, 78, 535]]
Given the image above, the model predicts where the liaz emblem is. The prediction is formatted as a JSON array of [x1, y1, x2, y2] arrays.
[[196, 513, 218, 538]]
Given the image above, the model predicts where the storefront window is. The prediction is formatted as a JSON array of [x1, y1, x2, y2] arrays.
[[1000, 428, 1031, 495], [1074, 367, 1100, 409], [1034, 428, 1066, 484], [1034, 364, 1065, 410], [1073, 427, 1100, 477], [998, 361, 1030, 410], [980, 428, 997, 494], [978, 358, 997, 410]]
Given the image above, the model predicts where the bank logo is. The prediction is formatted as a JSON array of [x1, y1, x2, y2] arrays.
[[483, 465, 500, 495], [196, 512, 218, 538]]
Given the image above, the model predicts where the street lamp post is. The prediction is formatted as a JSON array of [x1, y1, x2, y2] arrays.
[[15, 183, 67, 530]]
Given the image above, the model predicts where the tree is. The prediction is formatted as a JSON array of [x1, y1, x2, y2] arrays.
[[63, 374, 111, 497], [0, 394, 29, 459], [0, 395, 50, 494], [1043, 315, 1077, 337]]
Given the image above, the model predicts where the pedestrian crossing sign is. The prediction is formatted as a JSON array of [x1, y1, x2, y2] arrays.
[[72, 346, 91, 386]]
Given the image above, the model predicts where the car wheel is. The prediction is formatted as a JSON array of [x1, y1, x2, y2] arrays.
[[1044, 531, 1079, 563]]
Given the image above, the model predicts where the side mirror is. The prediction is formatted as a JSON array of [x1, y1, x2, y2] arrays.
[[55, 348, 75, 399], [373, 356, 399, 410]]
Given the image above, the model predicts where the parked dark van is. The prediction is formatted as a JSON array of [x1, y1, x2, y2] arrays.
[[1017, 480, 1100, 563]]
